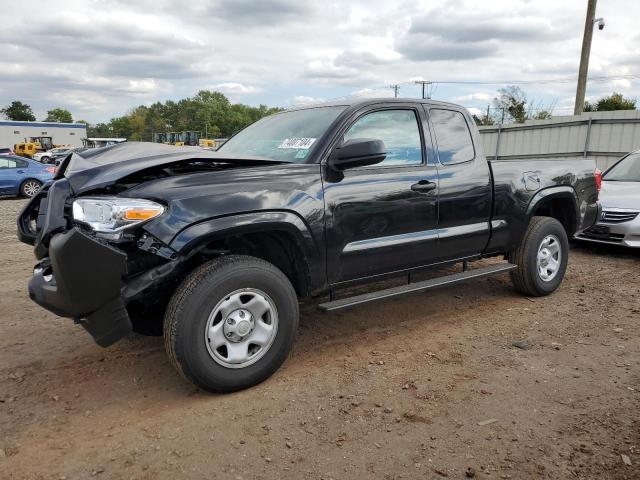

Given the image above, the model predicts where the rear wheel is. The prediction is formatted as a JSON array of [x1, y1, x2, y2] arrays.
[[20, 179, 42, 198], [40, 156, 50, 164], [509, 216, 569, 296], [164, 255, 299, 393]]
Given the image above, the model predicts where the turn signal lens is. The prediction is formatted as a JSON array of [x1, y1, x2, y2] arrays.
[[594, 168, 602, 193], [123, 208, 164, 221]]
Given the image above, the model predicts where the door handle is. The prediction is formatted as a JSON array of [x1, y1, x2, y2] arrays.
[[17, 170, 25, 174], [411, 180, 436, 193]]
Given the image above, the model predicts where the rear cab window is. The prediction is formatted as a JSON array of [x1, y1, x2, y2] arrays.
[[429, 108, 475, 165]]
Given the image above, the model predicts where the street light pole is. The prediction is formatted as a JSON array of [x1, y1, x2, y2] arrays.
[[574, 0, 598, 115]]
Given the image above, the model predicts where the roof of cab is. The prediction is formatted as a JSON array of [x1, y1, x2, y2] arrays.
[[286, 97, 464, 111]]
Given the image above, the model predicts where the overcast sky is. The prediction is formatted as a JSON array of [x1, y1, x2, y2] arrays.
[[1, 0, 638, 122]]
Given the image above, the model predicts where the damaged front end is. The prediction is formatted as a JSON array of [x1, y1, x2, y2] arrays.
[[17, 178, 183, 346], [17, 142, 286, 346]]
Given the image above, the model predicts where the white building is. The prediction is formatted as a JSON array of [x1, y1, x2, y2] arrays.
[[0, 120, 87, 149]]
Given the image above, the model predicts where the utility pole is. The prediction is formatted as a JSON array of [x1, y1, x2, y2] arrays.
[[389, 84, 400, 98], [414, 80, 433, 99], [574, 0, 601, 115]]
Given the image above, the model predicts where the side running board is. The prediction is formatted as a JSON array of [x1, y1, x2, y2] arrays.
[[318, 263, 517, 312]]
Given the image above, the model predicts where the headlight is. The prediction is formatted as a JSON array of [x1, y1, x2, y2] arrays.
[[72, 197, 165, 233]]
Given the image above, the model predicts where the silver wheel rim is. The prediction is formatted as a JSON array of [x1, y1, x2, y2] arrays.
[[204, 288, 278, 369], [537, 234, 561, 282], [23, 181, 41, 197]]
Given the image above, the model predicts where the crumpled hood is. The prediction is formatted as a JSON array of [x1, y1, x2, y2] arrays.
[[600, 180, 640, 209], [58, 142, 286, 194]]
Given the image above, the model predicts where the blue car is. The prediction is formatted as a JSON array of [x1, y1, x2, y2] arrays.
[[0, 155, 56, 198]]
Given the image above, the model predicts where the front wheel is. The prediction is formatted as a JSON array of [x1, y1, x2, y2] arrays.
[[164, 255, 299, 393], [508, 216, 569, 297], [20, 179, 42, 198]]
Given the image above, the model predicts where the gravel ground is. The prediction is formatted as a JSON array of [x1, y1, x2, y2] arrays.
[[0, 198, 638, 480]]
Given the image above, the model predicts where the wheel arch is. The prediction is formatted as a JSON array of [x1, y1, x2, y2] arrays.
[[168, 211, 325, 296], [526, 186, 580, 236]]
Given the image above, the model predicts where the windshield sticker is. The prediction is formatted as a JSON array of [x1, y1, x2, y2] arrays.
[[278, 138, 316, 149], [295, 149, 309, 159]]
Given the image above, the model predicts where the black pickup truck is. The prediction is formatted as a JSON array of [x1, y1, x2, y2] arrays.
[[18, 99, 600, 392]]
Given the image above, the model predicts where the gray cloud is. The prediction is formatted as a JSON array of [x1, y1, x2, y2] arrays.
[[3, 19, 203, 59], [99, 57, 203, 80], [409, 11, 569, 44], [397, 36, 498, 61], [204, 0, 316, 26], [334, 51, 394, 68], [396, 5, 572, 62]]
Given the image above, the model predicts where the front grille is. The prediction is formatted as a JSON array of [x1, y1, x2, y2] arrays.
[[601, 210, 639, 224]]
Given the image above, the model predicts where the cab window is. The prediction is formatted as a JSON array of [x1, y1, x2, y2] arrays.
[[344, 109, 423, 166], [429, 109, 475, 165]]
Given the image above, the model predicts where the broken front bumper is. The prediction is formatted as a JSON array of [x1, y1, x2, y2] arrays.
[[18, 180, 132, 346]]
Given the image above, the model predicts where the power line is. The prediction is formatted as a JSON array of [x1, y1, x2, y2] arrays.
[[313, 73, 639, 107], [361, 74, 640, 92], [396, 74, 640, 87]]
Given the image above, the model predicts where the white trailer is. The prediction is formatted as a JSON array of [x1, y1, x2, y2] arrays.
[[0, 120, 87, 149]]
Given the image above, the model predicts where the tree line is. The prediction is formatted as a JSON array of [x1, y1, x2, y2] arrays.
[[87, 91, 282, 140], [0, 91, 282, 141]]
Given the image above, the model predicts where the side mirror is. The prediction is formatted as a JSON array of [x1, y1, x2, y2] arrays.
[[328, 138, 386, 171]]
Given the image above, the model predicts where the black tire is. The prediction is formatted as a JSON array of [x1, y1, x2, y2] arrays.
[[508, 216, 569, 297], [164, 255, 299, 393], [20, 179, 42, 198], [40, 156, 50, 163]]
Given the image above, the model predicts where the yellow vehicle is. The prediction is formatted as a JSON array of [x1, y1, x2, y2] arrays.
[[154, 131, 201, 147], [14, 137, 57, 158]]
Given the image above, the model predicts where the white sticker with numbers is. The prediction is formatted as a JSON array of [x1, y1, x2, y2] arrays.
[[278, 138, 316, 149]]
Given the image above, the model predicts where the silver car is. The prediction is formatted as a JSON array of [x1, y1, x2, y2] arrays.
[[578, 150, 640, 247]]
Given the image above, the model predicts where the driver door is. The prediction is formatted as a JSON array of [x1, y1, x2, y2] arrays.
[[323, 104, 439, 285]]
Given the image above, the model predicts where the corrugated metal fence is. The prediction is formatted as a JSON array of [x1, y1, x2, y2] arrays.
[[478, 109, 640, 170]]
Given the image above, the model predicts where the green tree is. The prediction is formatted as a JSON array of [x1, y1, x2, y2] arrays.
[[1, 100, 36, 121], [128, 106, 148, 140], [584, 92, 636, 112], [109, 116, 133, 138], [533, 110, 553, 120], [44, 108, 73, 123], [79, 90, 282, 142], [493, 86, 528, 123], [87, 123, 112, 138], [473, 107, 495, 126]]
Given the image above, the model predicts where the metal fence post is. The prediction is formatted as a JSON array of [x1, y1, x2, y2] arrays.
[[583, 117, 592, 158], [495, 124, 502, 160]]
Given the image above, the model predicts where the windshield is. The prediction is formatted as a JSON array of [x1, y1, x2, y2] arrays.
[[219, 106, 346, 162], [604, 152, 640, 182]]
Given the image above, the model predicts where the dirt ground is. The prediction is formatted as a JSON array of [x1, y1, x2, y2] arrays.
[[1, 198, 638, 480]]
